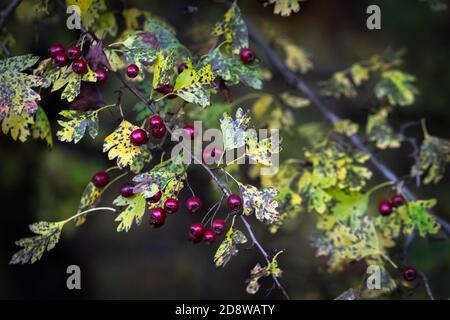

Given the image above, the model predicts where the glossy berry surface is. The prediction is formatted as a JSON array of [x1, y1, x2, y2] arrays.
[[177, 63, 187, 74], [164, 198, 179, 214], [403, 266, 417, 281], [148, 190, 162, 203], [186, 196, 202, 213], [378, 200, 393, 216], [203, 230, 216, 244], [95, 69, 109, 83], [130, 128, 148, 146], [126, 64, 139, 78], [120, 183, 135, 198], [239, 47, 256, 64], [227, 194, 242, 212], [202, 147, 224, 165], [54, 52, 69, 67], [155, 84, 174, 95], [92, 171, 110, 188], [212, 219, 226, 235], [149, 207, 166, 228], [151, 126, 167, 139], [148, 115, 165, 129], [49, 43, 64, 58], [391, 194, 405, 207], [67, 46, 81, 60], [189, 223, 205, 240], [183, 124, 195, 139], [72, 58, 88, 74]]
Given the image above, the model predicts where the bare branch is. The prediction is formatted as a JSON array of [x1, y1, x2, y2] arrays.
[[419, 272, 435, 300], [0, 0, 23, 30]]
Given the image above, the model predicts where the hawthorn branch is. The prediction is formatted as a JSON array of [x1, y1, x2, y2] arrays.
[[419, 272, 435, 300], [246, 21, 450, 237], [114, 72, 290, 299], [0, 0, 22, 30]]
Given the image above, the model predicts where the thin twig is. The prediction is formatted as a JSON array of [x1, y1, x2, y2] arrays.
[[0, 0, 23, 30], [419, 272, 435, 300]]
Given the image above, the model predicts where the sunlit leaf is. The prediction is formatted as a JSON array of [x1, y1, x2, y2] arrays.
[[277, 38, 313, 73], [240, 184, 280, 223], [265, 0, 304, 16], [31, 107, 53, 147], [375, 70, 418, 106], [57, 110, 99, 143], [214, 226, 247, 267]]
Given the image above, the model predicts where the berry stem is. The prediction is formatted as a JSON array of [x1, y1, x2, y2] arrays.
[[367, 181, 395, 195], [64, 207, 117, 224]]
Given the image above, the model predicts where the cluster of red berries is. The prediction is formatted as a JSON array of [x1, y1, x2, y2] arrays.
[[378, 194, 405, 216], [48, 43, 108, 82]]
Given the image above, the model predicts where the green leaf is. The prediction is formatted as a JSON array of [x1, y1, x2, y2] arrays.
[[152, 50, 175, 90], [0, 54, 47, 118], [10, 221, 65, 264], [240, 184, 280, 223], [31, 107, 53, 147], [212, 1, 248, 54], [266, 0, 304, 16], [220, 107, 251, 151], [144, 18, 187, 54], [412, 133, 450, 184], [214, 226, 248, 267], [49, 65, 97, 102], [75, 182, 102, 226], [319, 71, 357, 99], [57, 110, 99, 143], [375, 70, 418, 106], [92, 12, 117, 39], [122, 31, 159, 68], [366, 109, 403, 149], [113, 193, 147, 232], [333, 119, 359, 137], [245, 130, 279, 166]]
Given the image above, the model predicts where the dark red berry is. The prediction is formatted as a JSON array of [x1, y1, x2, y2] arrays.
[[164, 198, 179, 214], [239, 47, 256, 64], [212, 219, 226, 235], [148, 115, 165, 129], [155, 84, 173, 95], [203, 230, 216, 244], [151, 126, 167, 139], [126, 64, 139, 78], [183, 124, 195, 139], [149, 207, 166, 228], [186, 196, 202, 213], [130, 128, 148, 146], [49, 43, 64, 58], [177, 63, 187, 74], [54, 52, 69, 67], [148, 190, 162, 203], [72, 58, 88, 74], [378, 200, 393, 216], [92, 171, 110, 188], [67, 46, 81, 60], [391, 194, 405, 207], [227, 194, 242, 212], [189, 222, 205, 240], [202, 147, 224, 164], [120, 183, 135, 198], [402, 266, 417, 281], [95, 69, 109, 83]]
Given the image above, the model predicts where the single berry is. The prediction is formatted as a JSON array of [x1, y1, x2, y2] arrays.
[[183, 124, 195, 139], [164, 198, 179, 214], [391, 194, 405, 207], [177, 63, 187, 74], [130, 128, 148, 146], [95, 69, 109, 83], [212, 219, 226, 235], [148, 115, 165, 129], [54, 52, 69, 67], [189, 222, 205, 240], [126, 64, 139, 78], [378, 200, 393, 216], [72, 58, 88, 74], [239, 47, 256, 64], [151, 126, 167, 139], [120, 183, 135, 198], [202, 147, 224, 165], [186, 196, 202, 213], [203, 230, 216, 244], [155, 84, 174, 95], [92, 171, 110, 188], [149, 207, 166, 228], [227, 194, 242, 212], [148, 190, 162, 203], [67, 46, 81, 60], [49, 43, 65, 58], [402, 266, 417, 281]]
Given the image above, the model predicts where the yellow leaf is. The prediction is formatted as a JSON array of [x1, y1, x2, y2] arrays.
[[280, 91, 310, 108], [66, 0, 93, 16], [277, 38, 313, 73], [1, 111, 34, 142], [252, 95, 273, 119]]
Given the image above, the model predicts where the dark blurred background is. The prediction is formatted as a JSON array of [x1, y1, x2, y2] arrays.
[[1, 0, 450, 299]]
